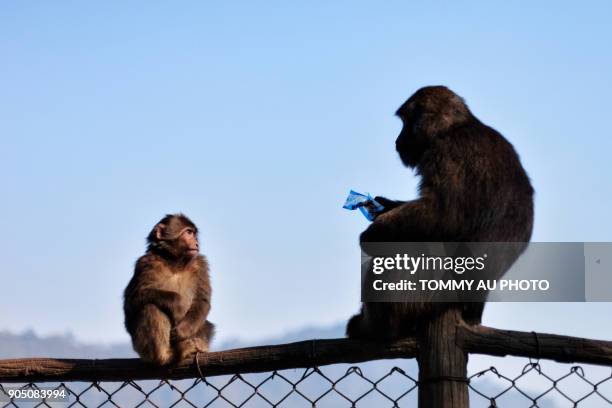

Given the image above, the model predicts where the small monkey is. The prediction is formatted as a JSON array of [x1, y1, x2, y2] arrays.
[[124, 214, 214, 365]]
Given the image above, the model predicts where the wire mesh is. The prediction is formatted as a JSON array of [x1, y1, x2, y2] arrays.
[[469, 361, 612, 407], [2, 360, 612, 407], [0, 364, 419, 408]]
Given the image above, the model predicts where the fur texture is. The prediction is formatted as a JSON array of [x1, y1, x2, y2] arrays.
[[347, 86, 534, 340], [124, 214, 214, 365]]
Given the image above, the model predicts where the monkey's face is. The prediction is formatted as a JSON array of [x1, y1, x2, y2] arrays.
[[395, 86, 470, 168], [147, 214, 201, 261], [395, 89, 432, 168], [177, 227, 200, 258], [395, 116, 425, 168]]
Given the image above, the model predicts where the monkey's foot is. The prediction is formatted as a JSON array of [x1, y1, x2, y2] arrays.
[[148, 347, 174, 366], [193, 337, 209, 353], [176, 338, 209, 361]]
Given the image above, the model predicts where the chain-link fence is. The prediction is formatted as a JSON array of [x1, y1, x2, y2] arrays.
[[5, 364, 417, 408], [2, 320, 611, 407], [469, 361, 612, 407], [2, 360, 612, 407]]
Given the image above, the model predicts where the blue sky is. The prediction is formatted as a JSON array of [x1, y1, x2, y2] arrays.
[[1, 1, 611, 345]]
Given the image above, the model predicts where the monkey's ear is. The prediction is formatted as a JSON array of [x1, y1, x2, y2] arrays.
[[154, 224, 166, 241]]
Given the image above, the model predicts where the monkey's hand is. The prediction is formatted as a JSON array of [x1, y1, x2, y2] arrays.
[[360, 198, 434, 243], [362, 196, 405, 220], [171, 316, 207, 342], [172, 288, 211, 341], [373, 196, 406, 212], [170, 320, 194, 342]]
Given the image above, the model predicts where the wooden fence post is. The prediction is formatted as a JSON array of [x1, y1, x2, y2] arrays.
[[418, 308, 469, 408]]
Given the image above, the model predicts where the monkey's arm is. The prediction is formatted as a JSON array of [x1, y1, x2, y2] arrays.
[[372, 196, 408, 217], [172, 295, 210, 341], [360, 196, 406, 220], [360, 198, 436, 242], [128, 258, 182, 322], [172, 268, 211, 341], [133, 289, 182, 320], [374, 196, 406, 210]]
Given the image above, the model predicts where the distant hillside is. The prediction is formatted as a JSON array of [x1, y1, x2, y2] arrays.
[[219, 323, 346, 350], [0, 324, 346, 360], [0, 329, 135, 359]]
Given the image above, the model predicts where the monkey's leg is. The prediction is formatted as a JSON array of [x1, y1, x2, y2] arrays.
[[133, 304, 175, 365], [346, 311, 367, 339], [346, 305, 402, 341], [196, 320, 215, 348], [191, 320, 215, 353], [174, 320, 216, 361], [174, 338, 198, 362]]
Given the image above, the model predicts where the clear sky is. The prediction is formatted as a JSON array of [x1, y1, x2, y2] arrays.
[[1, 1, 611, 346]]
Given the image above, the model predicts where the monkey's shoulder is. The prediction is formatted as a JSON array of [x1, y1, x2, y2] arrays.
[[135, 253, 165, 268], [133, 254, 173, 279], [191, 255, 210, 276]]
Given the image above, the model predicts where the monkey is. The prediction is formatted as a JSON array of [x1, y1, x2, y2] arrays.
[[347, 86, 534, 341], [123, 214, 215, 365]]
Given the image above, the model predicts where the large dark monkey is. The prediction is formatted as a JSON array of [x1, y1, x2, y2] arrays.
[[347, 86, 534, 340], [124, 214, 215, 365]]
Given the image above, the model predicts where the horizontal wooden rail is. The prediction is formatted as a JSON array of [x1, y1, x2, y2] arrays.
[[0, 325, 610, 383], [0, 337, 418, 383], [458, 324, 612, 366]]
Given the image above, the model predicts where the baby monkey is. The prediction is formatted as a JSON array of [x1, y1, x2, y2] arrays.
[[124, 214, 214, 365]]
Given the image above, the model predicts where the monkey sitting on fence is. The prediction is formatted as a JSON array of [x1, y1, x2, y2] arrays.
[[347, 86, 534, 340], [123, 214, 215, 365]]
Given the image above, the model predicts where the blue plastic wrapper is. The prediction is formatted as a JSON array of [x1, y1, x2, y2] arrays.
[[342, 190, 385, 221]]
